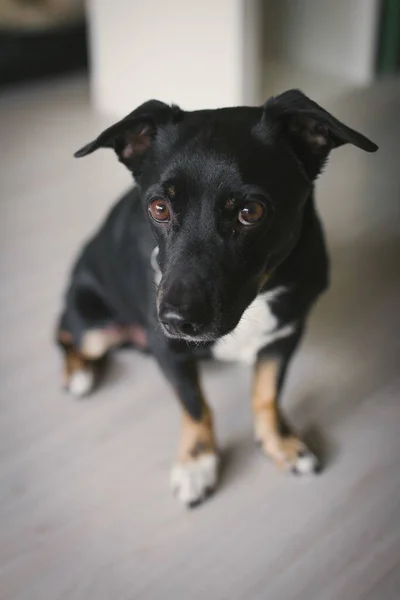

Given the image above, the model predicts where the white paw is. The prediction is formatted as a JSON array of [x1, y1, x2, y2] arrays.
[[170, 453, 219, 507], [261, 434, 320, 475], [292, 448, 320, 475], [68, 369, 94, 397]]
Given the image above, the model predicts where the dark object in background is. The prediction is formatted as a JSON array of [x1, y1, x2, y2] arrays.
[[0, 23, 87, 87], [0, 0, 87, 88], [377, 0, 400, 75]]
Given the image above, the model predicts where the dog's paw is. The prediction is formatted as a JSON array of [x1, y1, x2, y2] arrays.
[[170, 453, 219, 507], [66, 368, 95, 397], [260, 434, 320, 475]]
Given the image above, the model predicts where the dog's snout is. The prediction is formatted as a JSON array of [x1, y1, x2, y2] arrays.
[[159, 308, 202, 338], [158, 275, 212, 339]]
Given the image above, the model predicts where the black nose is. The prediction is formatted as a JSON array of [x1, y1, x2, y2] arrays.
[[159, 308, 203, 338]]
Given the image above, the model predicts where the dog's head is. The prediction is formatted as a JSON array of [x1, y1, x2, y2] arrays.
[[75, 90, 377, 342]]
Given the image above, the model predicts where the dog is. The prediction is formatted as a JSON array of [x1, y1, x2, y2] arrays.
[[57, 90, 378, 507]]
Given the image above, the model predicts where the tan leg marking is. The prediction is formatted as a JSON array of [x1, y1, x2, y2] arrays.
[[58, 329, 74, 345], [252, 360, 319, 474], [171, 398, 219, 507], [81, 328, 124, 359], [59, 324, 148, 396], [58, 330, 96, 397], [81, 325, 148, 359], [178, 402, 216, 462]]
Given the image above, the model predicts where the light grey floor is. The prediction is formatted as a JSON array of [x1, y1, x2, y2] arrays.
[[0, 76, 399, 600]]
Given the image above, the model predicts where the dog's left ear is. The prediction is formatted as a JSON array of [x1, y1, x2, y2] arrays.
[[264, 89, 378, 178], [74, 100, 182, 175]]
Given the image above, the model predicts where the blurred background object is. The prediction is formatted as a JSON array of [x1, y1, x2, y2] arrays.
[[377, 0, 400, 74], [85, 0, 397, 114], [2, 0, 399, 108], [0, 0, 87, 87], [1, 2, 400, 600]]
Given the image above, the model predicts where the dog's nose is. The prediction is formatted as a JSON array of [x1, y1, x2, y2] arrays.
[[159, 308, 203, 338]]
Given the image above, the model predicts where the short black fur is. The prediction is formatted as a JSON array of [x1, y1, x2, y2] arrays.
[[58, 90, 377, 446]]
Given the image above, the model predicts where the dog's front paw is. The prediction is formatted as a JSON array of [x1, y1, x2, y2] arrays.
[[67, 368, 95, 397], [170, 453, 219, 507], [260, 434, 320, 475]]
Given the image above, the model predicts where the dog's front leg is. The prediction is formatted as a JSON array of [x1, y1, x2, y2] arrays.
[[253, 329, 320, 475], [150, 337, 218, 507]]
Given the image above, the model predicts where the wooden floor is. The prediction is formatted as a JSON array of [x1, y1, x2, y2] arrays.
[[0, 76, 399, 600]]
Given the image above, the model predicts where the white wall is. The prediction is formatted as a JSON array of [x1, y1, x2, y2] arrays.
[[263, 0, 380, 84], [86, 0, 380, 117], [87, 0, 263, 117]]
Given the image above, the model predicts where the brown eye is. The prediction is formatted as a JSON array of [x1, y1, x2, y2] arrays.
[[238, 201, 264, 226], [148, 199, 170, 223]]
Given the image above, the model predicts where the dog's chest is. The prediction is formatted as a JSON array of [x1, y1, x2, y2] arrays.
[[212, 289, 287, 365]]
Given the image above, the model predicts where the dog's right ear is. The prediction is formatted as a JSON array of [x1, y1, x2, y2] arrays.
[[74, 100, 182, 175]]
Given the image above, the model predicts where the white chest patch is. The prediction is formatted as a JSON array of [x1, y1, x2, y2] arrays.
[[151, 246, 162, 286], [212, 288, 295, 366]]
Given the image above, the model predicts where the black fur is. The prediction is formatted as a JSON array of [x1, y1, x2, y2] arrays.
[[58, 90, 377, 423]]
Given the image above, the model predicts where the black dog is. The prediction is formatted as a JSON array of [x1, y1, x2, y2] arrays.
[[57, 90, 377, 507]]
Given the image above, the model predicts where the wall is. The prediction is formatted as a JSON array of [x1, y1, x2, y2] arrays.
[[87, 0, 262, 117], [263, 0, 380, 84]]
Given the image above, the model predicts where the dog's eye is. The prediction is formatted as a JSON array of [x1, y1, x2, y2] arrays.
[[148, 199, 170, 223], [238, 201, 264, 226]]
